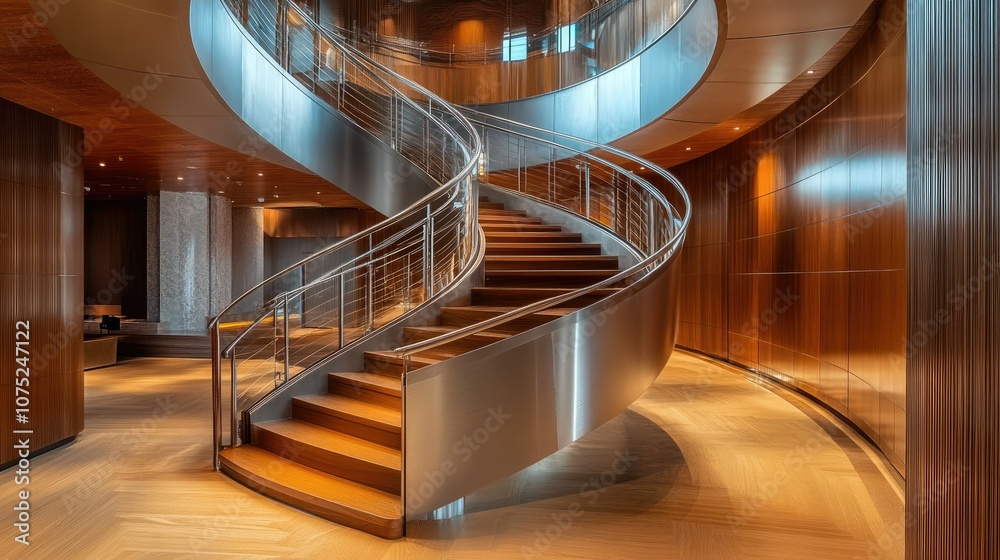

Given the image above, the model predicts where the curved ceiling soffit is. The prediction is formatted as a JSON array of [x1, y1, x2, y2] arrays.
[[613, 0, 878, 160], [29, 0, 310, 175]]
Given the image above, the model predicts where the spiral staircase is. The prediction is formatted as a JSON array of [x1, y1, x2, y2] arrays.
[[199, 0, 691, 539]]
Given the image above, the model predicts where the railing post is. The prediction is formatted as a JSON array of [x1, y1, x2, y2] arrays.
[[337, 273, 346, 349], [423, 206, 435, 299], [231, 352, 239, 447], [282, 294, 290, 384], [338, 53, 345, 108], [365, 263, 374, 333], [404, 253, 412, 310], [646, 194, 657, 255], [211, 326, 221, 470], [580, 162, 591, 218]]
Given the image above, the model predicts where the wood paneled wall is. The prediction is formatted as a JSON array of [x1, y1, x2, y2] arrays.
[[907, 1, 999, 557], [263, 207, 381, 238], [84, 200, 148, 319], [671, 0, 907, 472], [0, 97, 85, 467]]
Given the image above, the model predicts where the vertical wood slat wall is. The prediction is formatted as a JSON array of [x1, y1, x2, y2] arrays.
[[0, 97, 85, 467], [907, 1, 999, 558], [671, 0, 908, 472]]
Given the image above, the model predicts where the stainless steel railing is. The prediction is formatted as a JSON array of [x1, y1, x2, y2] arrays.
[[209, 0, 482, 469], [395, 108, 689, 361], [225, 0, 694, 103]]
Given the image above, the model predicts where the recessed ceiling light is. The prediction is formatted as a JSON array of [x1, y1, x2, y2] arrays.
[[316, 192, 321, 195], [187, 166, 197, 170], [177, 177, 184, 181], [257, 197, 265, 203], [99, 163, 106, 167], [686, 147, 692, 151], [807, 70, 815, 75], [118, 156, 124, 162], [258, 172, 264, 177], [218, 191, 225, 194], [639, 166, 646, 171], [273, 194, 279, 198], [734, 127, 741, 131]]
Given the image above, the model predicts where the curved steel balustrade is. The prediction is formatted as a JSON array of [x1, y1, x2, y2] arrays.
[[395, 109, 690, 516], [205, 0, 483, 470], [223, 0, 694, 104], [198, 0, 690, 528]]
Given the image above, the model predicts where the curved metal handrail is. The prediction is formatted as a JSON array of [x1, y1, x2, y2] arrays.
[[394, 109, 690, 358], [226, 0, 694, 103], [207, 0, 483, 470]]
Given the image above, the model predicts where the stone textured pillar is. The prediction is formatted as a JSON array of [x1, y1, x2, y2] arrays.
[[232, 206, 265, 313], [158, 191, 209, 332], [210, 195, 233, 316], [908, 1, 1000, 558], [147, 194, 160, 322]]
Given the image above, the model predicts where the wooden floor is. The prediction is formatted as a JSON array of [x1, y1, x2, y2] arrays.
[[1, 351, 903, 559]]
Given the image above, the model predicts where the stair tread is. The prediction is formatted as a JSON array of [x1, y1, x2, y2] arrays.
[[219, 446, 402, 537], [406, 325, 511, 340], [255, 418, 400, 469], [293, 394, 401, 430], [473, 287, 621, 296], [440, 305, 577, 317], [366, 350, 449, 366], [486, 269, 619, 276], [329, 371, 402, 396]]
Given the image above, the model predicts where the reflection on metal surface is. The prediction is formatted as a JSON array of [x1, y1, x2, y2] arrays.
[[400, 112, 690, 518], [194, 0, 483, 470], [471, 0, 719, 144]]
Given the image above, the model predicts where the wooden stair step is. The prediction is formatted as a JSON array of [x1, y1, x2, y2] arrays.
[[252, 419, 401, 494], [477, 214, 543, 224], [485, 269, 620, 288], [364, 350, 442, 375], [219, 446, 403, 539], [485, 255, 619, 271], [292, 394, 401, 448], [486, 242, 603, 256], [403, 325, 511, 354], [478, 207, 529, 217], [328, 371, 402, 410], [439, 305, 576, 332], [472, 287, 621, 307], [481, 223, 563, 233], [484, 232, 584, 243]]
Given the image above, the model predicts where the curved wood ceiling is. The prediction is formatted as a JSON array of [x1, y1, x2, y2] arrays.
[[0, 2, 366, 208]]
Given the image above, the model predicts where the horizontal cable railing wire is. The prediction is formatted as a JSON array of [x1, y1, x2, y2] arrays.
[[209, 0, 482, 470]]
